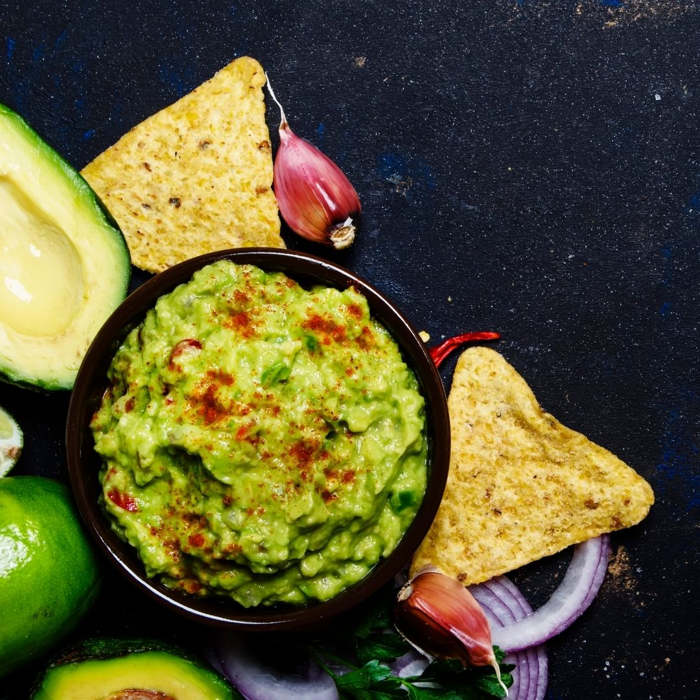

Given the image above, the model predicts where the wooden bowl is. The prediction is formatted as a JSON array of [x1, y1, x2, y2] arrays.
[[66, 248, 450, 631]]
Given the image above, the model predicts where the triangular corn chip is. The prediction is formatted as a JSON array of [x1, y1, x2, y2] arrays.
[[412, 347, 654, 583], [82, 56, 283, 273]]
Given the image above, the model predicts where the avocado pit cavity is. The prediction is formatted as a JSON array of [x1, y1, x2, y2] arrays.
[[0, 176, 84, 337]]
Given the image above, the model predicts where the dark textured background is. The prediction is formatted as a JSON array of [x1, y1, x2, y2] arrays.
[[1, 0, 698, 697]]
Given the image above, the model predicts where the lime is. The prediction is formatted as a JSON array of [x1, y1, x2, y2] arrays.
[[0, 405, 23, 477], [0, 476, 100, 677]]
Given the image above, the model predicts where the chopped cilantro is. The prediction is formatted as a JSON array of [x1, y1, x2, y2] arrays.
[[390, 490, 418, 512], [303, 333, 319, 351], [261, 361, 291, 386]]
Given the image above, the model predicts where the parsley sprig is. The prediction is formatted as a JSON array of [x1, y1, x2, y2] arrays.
[[310, 591, 513, 699]]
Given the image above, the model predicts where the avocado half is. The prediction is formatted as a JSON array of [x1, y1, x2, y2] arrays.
[[0, 103, 130, 390], [32, 638, 236, 700]]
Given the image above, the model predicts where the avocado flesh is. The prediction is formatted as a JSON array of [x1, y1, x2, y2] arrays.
[[0, 103, 130, 390], [33, 650, 234, 700]]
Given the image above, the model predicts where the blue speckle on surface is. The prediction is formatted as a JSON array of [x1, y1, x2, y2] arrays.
[[82, 128, 95, 140], [659, 301, 671, 317], [656, 404, 700, 511], [54, 29, 67, 50], [599, 0, 623, 6], [5, 37, 15, 62], [316, 122, 325, 142], [32, 43, 45, 62], [377, 152, 404, 176], [689, 193, 700, 209]]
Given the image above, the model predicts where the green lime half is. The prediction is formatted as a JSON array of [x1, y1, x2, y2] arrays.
[[0, 405, 23, 477], [0, 476, 100, 676]]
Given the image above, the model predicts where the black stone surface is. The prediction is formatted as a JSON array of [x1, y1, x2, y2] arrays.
[[1, 1, 698, 697]]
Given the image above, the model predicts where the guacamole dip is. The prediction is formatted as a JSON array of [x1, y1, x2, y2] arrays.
[[91, 261, 427, 607]]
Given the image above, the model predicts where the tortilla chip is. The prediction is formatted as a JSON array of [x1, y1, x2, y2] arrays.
[[81, 56, 283, 273], [412, 347, 654, 584]]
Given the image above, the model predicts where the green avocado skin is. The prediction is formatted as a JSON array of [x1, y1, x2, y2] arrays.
[[32, 639, 237, 699], [0, 102, 131, 391]]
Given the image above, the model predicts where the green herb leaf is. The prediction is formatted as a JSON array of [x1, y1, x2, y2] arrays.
[[336, 660, 395, 692], [419, 656, 513, 699], [353, 596, 394, 639], [493, 646, 506, 664], [475, 673, 513, 698], [313, 592, 514, 700], [405, 688, 464, 700], [356, 633, 411, 663], [303, 333, 319, 351], [390, 489, 418, 512], [260, 361, 291, 386]]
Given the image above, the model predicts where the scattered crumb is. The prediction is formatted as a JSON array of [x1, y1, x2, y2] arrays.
[[418, 330, 430, 343], [598, 0, 692, 29], [447, 296, 453, 303], [607, 545, 638, 594], [354, 56, 367, 68], [386, 173, 413, 196]]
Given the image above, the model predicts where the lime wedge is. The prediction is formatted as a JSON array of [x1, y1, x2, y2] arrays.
[[0, 405, 23, 476]]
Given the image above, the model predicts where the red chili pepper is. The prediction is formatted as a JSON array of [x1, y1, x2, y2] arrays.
[[429, 332, 500, 368], [107, 488, 139, 512]]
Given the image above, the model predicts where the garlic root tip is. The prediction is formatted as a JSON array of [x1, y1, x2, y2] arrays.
[[330, 217, 356, 249], [492, 658, 509, 697]]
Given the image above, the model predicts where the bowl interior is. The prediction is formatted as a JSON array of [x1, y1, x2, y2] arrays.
[[66, 248, 450, 631]]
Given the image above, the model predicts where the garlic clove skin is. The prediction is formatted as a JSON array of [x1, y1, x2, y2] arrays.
[[266, 74, 361, 249], [395, 569, 508, 695], [274, 122, 361, 249]]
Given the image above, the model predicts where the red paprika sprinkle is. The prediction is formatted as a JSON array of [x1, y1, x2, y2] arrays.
[[229, 311, 254, 337], [206, 369, 234, 386], [347, 303, 363, 319], [356, 326, 375, 349], [184, 580, 202, 594], [303, 314, 347, 343], [196, 384, 227, 424], [290, 439, 315, 468], [188, 533, 205, 548], [429, 332, 500, 368]]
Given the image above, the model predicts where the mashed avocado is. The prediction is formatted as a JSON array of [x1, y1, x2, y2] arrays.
[[91, 261, 427, 607]]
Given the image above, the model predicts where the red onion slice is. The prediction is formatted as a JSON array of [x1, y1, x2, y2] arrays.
[[213, 633, 338, 700], [484, 578, 548, 700], [390, 650, 430, 678], [207, 533, 609, 700], [490, 535, 610, 654], [471, 577, 549, 700]]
